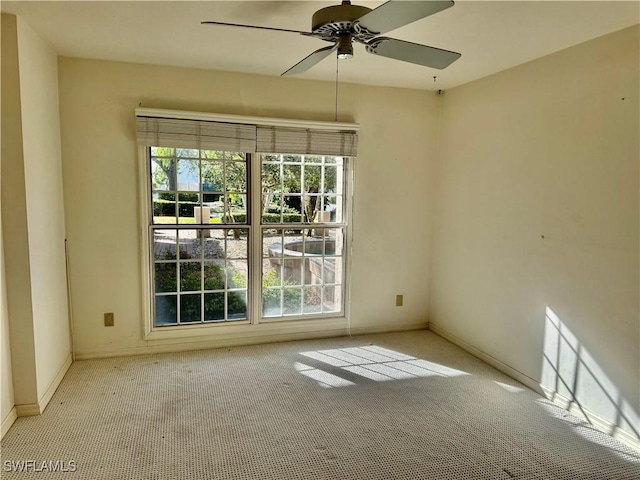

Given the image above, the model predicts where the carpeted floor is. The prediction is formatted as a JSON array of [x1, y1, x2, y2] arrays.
[[2, 330, 639, 479]]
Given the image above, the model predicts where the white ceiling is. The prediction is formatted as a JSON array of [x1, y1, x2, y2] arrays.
[[2, 1, 638, 90]]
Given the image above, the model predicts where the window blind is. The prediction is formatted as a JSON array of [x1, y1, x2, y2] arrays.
[[135, 110, 359, 157], [256, 126, 358, 157], [136, 116, 257, 152]]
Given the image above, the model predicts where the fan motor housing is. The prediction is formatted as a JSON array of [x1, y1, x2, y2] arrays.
[[311, 4, 372, 35]]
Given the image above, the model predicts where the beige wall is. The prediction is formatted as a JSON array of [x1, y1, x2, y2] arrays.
[[0, 15, 17, 435], [0, 16, 16, 430], [16, 17, 71, 397], [1, 13, 38, 409], [1, 14, 71, 419], [58, 58, 438, 358], [429, 26, 639, 438], [1, 219, 14, 434]]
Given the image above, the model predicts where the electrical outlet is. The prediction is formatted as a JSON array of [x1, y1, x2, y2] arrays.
[[396, 295, 403, 307], [104, 312, 114, 327]]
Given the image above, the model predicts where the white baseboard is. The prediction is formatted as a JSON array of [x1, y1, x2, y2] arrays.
[[348, 322, 428, 336], [75, 327, 350, 360], [15, 403, 40, 416], [428, 323, 543, 394], [428, 323, 640, 453], [1, 407, 17, 438], [38, 353, 72, 413], [540, 386, 640, 452], [75, 321, 429, 360], [13, 353, 73, 420]]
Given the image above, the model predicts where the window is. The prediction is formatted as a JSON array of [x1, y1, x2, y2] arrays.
[[260, 154, 345, 318], [150, 148, 249, 325], [138, 110, 358, 331]]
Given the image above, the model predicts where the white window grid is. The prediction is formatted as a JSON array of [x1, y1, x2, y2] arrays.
[[147, 149, 348, 327]]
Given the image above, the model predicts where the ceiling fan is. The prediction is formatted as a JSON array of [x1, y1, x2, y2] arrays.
[[202, 0, 461, 76]]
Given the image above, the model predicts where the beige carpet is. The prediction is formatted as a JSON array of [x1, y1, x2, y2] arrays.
[[2, 331, 639, 479]]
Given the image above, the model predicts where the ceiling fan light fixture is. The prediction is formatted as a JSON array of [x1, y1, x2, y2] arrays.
[[337, 35, 354, 60], [337, 46, 353, 60]]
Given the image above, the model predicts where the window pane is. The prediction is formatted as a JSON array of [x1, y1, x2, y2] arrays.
[[262, 289, 282, 317], [180, 262, 201, 292], [263, 261, 282, 288], [153, 192, 176, 224], [263, 228, 282, 253], [324, 166, 337, 193], [283, 288, 302, 315], [323, 258, 337, 285], [305, 231, 323, 252], [263, 227, 282, 267], [151, 159, 175, 191], [202, 150, 225, 160], [322, 229, 344, 256], [225, 162, 247, 193], [222, 195, 247, 224], [204, 293, 225, 321], [283, 196, 303, 222], [283, 154, 302, 163], [227, 230, 247, 259], [177, 148, 199, 158], [180, 294, 201, 323], [327, 195, 343, 223], [283, 164, 301, 192], [177, 159, 199, 191], [178, 230, 199, 260], [155, 263, 176, 293], [153, 229, 176, 260], [305, 195, 321, 223], [204, 229, 225, 259], [178, 192, 200, 224], [228, 260, 248, 288], [323, 286, 341, 313], [155, 295, 177, 325], [228, 291, 247, 320], [307, 256, 324, 285], [202, 160, 224, 192], [203, 260, 225, 291], [262, 194, 282, 224], [151, 147, 175, 157], [303, 286, 322, 314], [304, 165, 322, 193]]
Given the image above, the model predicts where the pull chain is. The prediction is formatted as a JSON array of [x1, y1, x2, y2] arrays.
[[335, 54, 339, 122]]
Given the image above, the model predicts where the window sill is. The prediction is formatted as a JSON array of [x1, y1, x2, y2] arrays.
[[144, 316, 349, 343]]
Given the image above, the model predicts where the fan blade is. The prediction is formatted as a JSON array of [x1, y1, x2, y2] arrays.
[[356, 1, 454, 35], [282, 44, 337, 76], [201, 21, 316, 37], [366, 37, 460, 69]]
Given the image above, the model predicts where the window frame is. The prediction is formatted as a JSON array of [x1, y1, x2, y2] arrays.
[[137, 109, 358, 341], [149, 148, 252, 327], [256, 153, 348, 323]]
